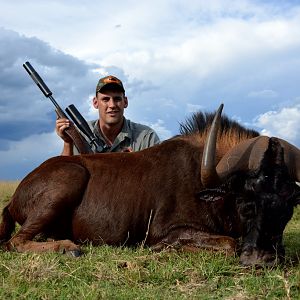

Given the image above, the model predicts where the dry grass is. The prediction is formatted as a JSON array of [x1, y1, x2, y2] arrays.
[[0, 181, 20, 204]]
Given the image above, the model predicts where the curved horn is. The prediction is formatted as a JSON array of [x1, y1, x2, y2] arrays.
[[200, 103, 223, 187], [216, 136, 270, 179], [200, 105, 273, 187], [277, 138, 300, 182]]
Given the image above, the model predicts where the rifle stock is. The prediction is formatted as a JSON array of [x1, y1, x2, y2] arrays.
[[23, 61, 94, 154]]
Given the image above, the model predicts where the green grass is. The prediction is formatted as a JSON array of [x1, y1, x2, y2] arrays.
[[0, 182, 299, 299]]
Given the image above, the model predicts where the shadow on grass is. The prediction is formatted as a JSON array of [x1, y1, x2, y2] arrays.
[[284, 230, 300, 266]]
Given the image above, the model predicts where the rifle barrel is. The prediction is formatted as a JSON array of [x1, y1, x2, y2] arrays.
[[23, 62, 52, 98]]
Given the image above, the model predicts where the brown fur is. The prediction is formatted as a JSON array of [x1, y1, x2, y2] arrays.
[[0, 127, 253, 253], [0, 114, 298, 266]]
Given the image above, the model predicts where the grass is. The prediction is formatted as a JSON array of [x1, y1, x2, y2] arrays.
[[0, 181, 299, 299], [0, 181, 20, 203]]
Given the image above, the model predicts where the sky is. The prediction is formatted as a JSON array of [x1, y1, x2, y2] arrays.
[[0, 0, 300, 180]]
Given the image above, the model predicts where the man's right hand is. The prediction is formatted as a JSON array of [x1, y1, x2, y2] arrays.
[[55, 118, 73, 144]]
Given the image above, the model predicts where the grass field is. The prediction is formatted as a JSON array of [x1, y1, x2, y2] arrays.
[[0, 181, 299, 299]]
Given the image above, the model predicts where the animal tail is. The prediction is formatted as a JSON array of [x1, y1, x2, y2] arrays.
[[0, 205, 15, 244]]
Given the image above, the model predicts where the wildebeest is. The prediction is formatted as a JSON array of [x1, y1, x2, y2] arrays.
[[0, 104, 299, 266]]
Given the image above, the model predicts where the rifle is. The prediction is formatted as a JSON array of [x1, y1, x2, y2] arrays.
[[23, 61, 101, 154]]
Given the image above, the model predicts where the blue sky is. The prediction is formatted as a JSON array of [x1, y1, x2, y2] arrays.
[[0, 0, 300, 180]]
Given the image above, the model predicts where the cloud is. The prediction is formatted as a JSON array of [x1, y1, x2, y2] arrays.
[[77, 1, 300, 125], [0, 131, 62, 180], [254, 104, 300, 146], [0, 28, 99, 144], [149, 120, 173, 141], [247, 89, 278, 98], [143, 119, 173, 141], [186, 103, 204, 113], [92, 3, 300, 83]]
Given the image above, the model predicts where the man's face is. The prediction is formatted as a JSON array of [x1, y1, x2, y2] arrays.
[[93, 89, 128, 126]]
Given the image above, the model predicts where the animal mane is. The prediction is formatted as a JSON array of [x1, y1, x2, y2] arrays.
[[179, 110, 259, 139]]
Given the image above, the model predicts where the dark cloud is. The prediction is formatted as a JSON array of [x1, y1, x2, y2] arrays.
[[0, 27, 100, 143], [0, 117, 54, 150]]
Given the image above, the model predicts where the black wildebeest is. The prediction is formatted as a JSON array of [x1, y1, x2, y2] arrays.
[[0, 104, 299, 266]]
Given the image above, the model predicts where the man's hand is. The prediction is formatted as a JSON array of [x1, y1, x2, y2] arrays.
[[122, 147, 133, 152], [55, 118, 73, 144]]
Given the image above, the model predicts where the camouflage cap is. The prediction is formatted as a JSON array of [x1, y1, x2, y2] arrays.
[[96, 75, 125, 94]]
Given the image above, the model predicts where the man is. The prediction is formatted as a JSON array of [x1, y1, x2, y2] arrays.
[[56, 75, 160, 155]]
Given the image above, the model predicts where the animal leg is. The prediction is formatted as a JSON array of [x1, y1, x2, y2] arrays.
[[3, 160, 89, 255], [5, 237, 81, 256], [0, 205, 15, 243], [4, 219, 81, 256], [4, 187, 83, 255], [151, 229, 236, 254]]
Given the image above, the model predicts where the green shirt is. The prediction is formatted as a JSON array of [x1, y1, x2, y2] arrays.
[[74, 117, 160, 154]]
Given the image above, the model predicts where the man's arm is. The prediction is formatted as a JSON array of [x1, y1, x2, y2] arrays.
[[148, 131, 160, 147], [140, 130, 160, 150], [56, 118, 74, 156], [61, 141, 74, 156]]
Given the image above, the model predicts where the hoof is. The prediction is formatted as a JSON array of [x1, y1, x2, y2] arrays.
[[239, 248, 282, 267], [67, 249, 83, 257]]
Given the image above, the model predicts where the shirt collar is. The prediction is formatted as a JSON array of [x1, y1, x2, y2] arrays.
[[93, 117, 132, 144]]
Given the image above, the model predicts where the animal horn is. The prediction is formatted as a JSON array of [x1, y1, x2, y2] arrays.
[[200, 105, 276, 187], [200, 103, 223, 187], [215, 136, 270, 179], [277, 138, 300, 182]]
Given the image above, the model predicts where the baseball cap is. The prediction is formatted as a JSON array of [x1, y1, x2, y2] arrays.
[[96, 75, 125, 94]]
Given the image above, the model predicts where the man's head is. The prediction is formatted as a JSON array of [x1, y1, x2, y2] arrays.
[[93, 75, 128, 127]]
